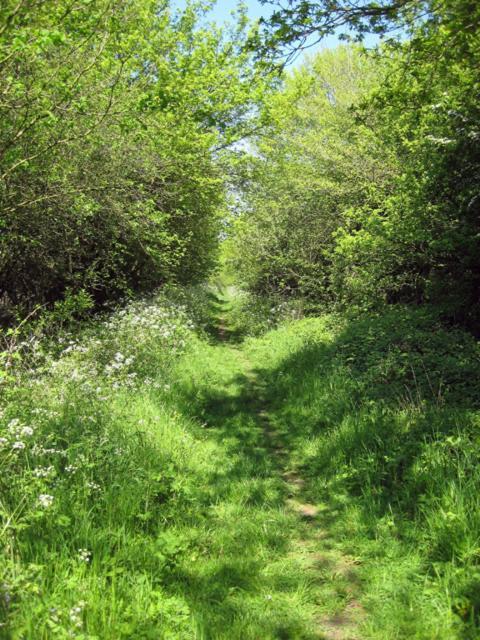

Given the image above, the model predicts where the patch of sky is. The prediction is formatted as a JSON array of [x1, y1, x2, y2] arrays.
[[171, 0, 381, 67]]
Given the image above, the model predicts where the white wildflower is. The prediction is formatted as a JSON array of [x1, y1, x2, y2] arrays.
[[69, 600, 86, 629], [33, 466, 54, 478], [38, 494, 54, 508], [77, 549, 91, 563]]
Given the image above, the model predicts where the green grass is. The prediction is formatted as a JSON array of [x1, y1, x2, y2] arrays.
[[243, 308, 480, 639], [1, 286, 479, 638]]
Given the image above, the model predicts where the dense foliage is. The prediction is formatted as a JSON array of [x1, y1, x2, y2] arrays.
[[228, 46, 393, 306], [333, 0, 480, 325], [232, 0, 480, 329], [0, 0, 270, 319]]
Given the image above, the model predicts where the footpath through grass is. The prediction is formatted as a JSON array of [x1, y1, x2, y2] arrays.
[[1, 285, 479, 638], [171, 289, 365, 639]]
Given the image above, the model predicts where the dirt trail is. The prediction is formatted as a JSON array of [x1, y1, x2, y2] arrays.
[[252, 370, 365, 639], [213, 290, 366, 639]]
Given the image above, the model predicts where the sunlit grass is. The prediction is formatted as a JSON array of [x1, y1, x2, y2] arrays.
[[1, 286, 479, 638]]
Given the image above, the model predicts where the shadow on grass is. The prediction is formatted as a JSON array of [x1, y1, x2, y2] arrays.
[[176, 304, 480, 636], [167, 364, 324, 637], [201, 290, 246, 345]]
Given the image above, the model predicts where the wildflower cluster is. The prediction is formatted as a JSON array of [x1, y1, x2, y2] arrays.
[[77, 549, 91, 563], [0, 418, 35, 453], [0, 290, 198, 634], [69, 600, 86, 629], [38, 494, 54, 509], [44, 600, 86, 637], [35, 294, 194, 395]]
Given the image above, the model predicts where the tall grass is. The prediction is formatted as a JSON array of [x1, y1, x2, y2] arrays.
[[246, 308, 480, 638], [1, 291, 210, 637], [1, 287, 479, 638], [0, 288, 322, 638]]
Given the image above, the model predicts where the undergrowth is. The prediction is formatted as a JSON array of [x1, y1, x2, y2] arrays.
[[1, 289, 205, 638]]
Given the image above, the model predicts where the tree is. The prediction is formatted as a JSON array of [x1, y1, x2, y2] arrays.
[[229, 46, 391, 306], [0, 0, 273, 317], [238, 0, 480, 330], [253, 0, 432, 62], [331, 0, 480, 326]]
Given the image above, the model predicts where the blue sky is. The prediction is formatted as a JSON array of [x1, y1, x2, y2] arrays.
[[205, 0, 268, 22], [173, 1, 380, 67]]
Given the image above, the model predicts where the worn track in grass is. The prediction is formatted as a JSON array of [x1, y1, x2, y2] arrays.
[[210, 290, 366, 639]]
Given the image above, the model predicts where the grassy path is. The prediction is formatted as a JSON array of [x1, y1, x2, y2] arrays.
[[4, 287, 478, 637], [174, 289, 366, 639], [245, 356, 365, 640]]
